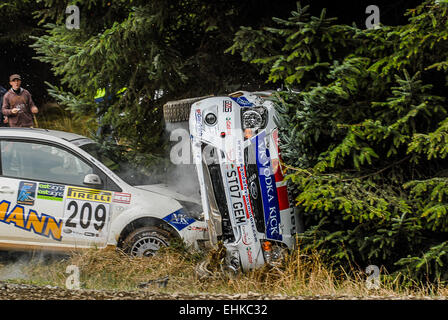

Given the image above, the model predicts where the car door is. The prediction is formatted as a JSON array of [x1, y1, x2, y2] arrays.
[[0, 138, 117, 249]]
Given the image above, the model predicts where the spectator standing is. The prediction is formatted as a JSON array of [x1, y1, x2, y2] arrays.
[[2, 74, 38, 128], [0, 85, 7, 126]]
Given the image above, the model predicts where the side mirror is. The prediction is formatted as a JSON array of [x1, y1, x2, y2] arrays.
[[83, 173, 102, 186]]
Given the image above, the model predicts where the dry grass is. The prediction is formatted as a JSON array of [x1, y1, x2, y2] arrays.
[[7, 245, 448, 298]]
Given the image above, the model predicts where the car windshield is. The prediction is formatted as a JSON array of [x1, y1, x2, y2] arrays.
[[79, 142, 153, 186]]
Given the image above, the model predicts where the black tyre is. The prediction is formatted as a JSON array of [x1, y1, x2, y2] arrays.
[[122, 226, 171, 257], [163, 95, 212, 123]]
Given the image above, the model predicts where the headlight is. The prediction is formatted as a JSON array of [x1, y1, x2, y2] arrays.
[[242, 110, 262, 128], [241, 107, 267, 130], [205, 112, 217, 126], [261, 240, 287, 266]]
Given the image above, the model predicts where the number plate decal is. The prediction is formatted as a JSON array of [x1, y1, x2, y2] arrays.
[[63, 199, 110, 238], [63, 187, 111, 239], [224, 165, 247, 226]]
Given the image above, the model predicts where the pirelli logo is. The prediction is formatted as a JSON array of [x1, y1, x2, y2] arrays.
[[67, 187, 112, 203]]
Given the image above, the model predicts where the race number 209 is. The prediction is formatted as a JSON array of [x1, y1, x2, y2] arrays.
[[63, 199, 110, 238]]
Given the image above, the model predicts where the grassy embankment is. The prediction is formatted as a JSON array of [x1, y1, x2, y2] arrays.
[[0, 243, 446, 298]]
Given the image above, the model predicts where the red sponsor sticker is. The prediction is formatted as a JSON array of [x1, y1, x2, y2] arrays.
[[273, 129, 279, 149], [272, 158, 284, 182], [237, 166, 254, 219], [113, 192, 131, 204], [276, 185, 290, 211], [226, 117, 232, 135]]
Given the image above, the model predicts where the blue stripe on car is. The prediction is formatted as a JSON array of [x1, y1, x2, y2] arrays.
[[252, 131, 282, 241]]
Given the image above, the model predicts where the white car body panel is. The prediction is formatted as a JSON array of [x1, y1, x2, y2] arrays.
[[0, 128, 207, 252], [189, 91, 298, 271]]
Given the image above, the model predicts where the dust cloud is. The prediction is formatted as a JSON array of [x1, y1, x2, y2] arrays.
[[163, 121, 201, 201]]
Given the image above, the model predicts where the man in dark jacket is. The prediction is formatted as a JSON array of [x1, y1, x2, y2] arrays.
[[2, 74, 38, 128]]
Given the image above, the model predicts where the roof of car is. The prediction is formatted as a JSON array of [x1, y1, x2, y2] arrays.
[[0, 127, 90, 143]]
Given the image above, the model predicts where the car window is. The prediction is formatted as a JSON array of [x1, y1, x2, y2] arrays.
[[1, 140, 93, 186], [79, 142, 154, 186], [79, 143, 120, 172]]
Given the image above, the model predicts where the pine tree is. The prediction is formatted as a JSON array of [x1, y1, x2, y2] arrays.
[[30, 0, 296, 168], [230, 1, 448, 283]]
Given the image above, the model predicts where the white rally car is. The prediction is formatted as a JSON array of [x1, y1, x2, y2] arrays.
[[189, 91, 300, 271], [0, 128, 207, 256]]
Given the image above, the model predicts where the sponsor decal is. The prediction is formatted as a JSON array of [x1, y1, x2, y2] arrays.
[[272, 128, 279, 150], [225, 117, 232, 135], [226, 149, 235, 162], [272, 128, 286, 181], [272, 158, 283, 181], [271, 129, 291, 211], [276, 185, 290, 211], [37, 183, 65, 201], [187, 226, 207, 232], [236, 139, 244, 164], [225, 162, 259, 243], [0, 200, 62, 241], [246, 246, 254, 264], [113, 192, 131, 204], [225, 168, 246, 226], [223, 100, 232, 112], [195, 109, 203, 138], [223, 117, 236, 162], [230, 96, 253, 107], [252, 131, 283, 241], [67, 186, 112, 203], [62, 187, 112, 239], [237, 166, 258, 242], [241, 224, 253, 245], [250, 181, 258, 200], [63, 199, 110, 238], [237, 166, 252, 220], [17, 181, 36, 206], [163, 209, 196, 231]]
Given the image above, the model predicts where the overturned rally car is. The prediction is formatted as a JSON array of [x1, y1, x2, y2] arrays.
[[187, 91, 301, 271]]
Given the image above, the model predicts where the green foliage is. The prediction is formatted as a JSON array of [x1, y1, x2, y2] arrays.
[[231, 1, 448, 283], [0, 0, 44, 44], [228, 3, 356, 88], [30, 0, 291, 167]]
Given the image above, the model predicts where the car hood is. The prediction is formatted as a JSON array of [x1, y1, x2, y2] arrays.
[[134, 184, 201, 204]]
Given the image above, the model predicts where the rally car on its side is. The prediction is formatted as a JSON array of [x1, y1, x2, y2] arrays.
[[187, 91, 300, 271], [0, 128, 207, 256]]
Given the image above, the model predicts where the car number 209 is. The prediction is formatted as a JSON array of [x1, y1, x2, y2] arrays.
[[226, 168, 247, 226], [63, 199, 110, 238]]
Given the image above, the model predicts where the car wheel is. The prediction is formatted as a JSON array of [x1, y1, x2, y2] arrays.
[[122, 226, 171, 257], [163, 95, 212, 123]]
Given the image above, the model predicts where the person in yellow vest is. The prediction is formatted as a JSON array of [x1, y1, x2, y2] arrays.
[[94, 87, 126, 139]]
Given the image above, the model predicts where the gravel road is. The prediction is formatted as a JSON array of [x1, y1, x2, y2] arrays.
[[0, 281, 445, 300]]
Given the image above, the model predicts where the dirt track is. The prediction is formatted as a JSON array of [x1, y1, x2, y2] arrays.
[[0, 282, 444, 300]]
